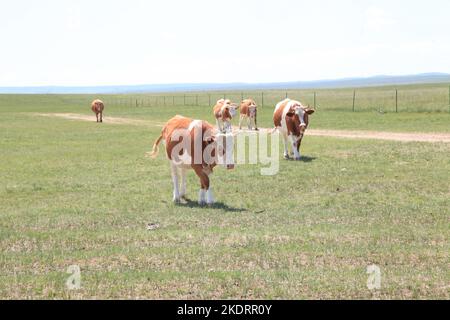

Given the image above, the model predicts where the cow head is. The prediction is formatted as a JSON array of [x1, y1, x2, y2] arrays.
[[229, 103, 238, 118], [248, 100, 257, 118], [215, 132, 235, 170], [205, 131, 235, 170], [294, 105, 315, 138], [220, 99, 238, 119]]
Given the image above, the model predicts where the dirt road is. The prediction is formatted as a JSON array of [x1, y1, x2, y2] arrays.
[[33, 113, 450, 143]]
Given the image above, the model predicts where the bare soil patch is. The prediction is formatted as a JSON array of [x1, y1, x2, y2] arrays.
[[34, 113, 450, 143], [33, 113, 164, 127], [305, 129, 450, 143]]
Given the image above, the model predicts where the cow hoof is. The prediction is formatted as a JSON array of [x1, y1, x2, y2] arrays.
[[283, 154, 290, 160], [173, 198, 181, 204], [294, 157, 301, 161], [198, 201, 206, 206]]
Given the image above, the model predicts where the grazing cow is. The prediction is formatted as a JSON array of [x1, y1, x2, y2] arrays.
[[149, 115, 235, 205], [213, 99, 237, 133], [273, 99, 314, 160], [91, 99, 105, 123], [239, 99, 258, 131]]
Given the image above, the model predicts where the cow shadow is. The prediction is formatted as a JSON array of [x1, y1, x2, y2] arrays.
[[286, 155, 317, 163], [177, 198, 247, 213]]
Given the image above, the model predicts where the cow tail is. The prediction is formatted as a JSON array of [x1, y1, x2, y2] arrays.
[[148, 134, 163, 158]]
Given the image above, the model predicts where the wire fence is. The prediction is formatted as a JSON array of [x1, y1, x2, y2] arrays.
[[99, 84, 450, 113], [1, 84, 449, 113]]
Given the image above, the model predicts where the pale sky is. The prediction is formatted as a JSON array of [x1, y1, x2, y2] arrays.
[[1, 0, 449, 86]]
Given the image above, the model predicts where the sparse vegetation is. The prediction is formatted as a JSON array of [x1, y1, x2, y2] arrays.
[[0, 87, 449, 299]]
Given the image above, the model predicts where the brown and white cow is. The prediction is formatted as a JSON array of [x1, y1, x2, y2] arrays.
[[273, 99, 314, 160], [91, 99, 105, 123], [213, 99, 237, 133], [239, 99, 258, 131], [149, 115, 235, 205]]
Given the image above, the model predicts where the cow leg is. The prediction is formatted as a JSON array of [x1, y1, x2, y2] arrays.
[[198, 189, 206, 205], [170, 163, 181, 203], [100, 112, 103, 123], [290, 136, 301, 160], [239, 115, 244, 130], [296, 138, 303, 159], [206, 188, 214, 205], [224, 120, 231, 133], [248, 117, 253, 130], [179, 168, 187, 199], [96, 113, 99, 122], [254, 113, 258, 131], [193, 166, 212, 205], [282, 133, 290, 159], [216, 119, 223, 133]]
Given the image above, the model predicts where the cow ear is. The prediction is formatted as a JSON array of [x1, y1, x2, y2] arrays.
[[306, 109, 315, 115]]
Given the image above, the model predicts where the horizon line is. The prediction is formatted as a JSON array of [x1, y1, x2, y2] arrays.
[[1, 72, 449, 89]]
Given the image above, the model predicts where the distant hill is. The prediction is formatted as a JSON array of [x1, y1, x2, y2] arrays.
[[1, 73, 449, 94]]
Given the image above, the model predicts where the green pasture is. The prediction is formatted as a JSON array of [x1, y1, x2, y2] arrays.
[[0, 87, 449, 299]]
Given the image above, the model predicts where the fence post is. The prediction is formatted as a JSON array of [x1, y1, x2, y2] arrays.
[[285, 92, 288, 99], [261, 92, 264, 108], [313, 92, 316, 108], [395, 89, 398, 113], [352, 90, 356, 112]]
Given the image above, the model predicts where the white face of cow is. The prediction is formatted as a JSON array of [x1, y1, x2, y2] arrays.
[[229, 106, 237, 118], [249, 105, 257, 118], [295, 107, 307, 127], [215, 133, 235, 169], [220, 100, 237, 118]]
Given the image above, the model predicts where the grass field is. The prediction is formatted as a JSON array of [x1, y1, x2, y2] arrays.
[[0, 87, 449, 299], [1, 82, 450, 114]]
